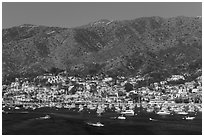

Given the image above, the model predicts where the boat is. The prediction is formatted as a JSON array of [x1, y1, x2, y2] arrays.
[[157, 110, 171, 115], [118, 115, 126, 120], [15, 107, 20, 110], [87, 122, 104, 127], [146, 108, 154, 113], [78, 104, 84, 112], [149, 118, 158, 121], [177, 111, 188, 115], [88, 105, 96, 110], [32, 107, 36, 110], [78, 107, 84, 112], [121, 110, 134, 116], [39, 115, 51, 120], [183, 116, 195, 120]]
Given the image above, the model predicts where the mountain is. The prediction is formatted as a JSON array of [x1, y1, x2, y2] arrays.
[[2, 16, 202, 82]]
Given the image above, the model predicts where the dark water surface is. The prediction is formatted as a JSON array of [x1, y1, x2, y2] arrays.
[[2, 108, 202, 135]]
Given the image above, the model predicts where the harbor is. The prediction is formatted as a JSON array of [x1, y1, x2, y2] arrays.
[[2, 106, 202, 135]]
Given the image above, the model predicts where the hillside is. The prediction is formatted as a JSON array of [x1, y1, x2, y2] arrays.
[[2, 16, 202, 82]]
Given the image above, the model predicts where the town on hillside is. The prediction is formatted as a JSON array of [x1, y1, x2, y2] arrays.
[[2, 72, 202, 118]]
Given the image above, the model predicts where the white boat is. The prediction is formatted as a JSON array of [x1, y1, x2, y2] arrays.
[[157, 110, 171, 115], [89, 106, 96, 110], [87, 122, 104, 127], [32, 107, 36, 110], [184, 116, 195, 120], [88, 104, 96, 110], [15, 107, 20, 110], [177, 111, 188, 115], [149, 118, 158, 121], [78, 107, 84, 112], [118, 115, 126, 120], [146, 108, 154, 113], [56, 105, 62, 108], [78, 104, 84, 112], [39, 115, 51, 120], [121, 110, 134, 116]]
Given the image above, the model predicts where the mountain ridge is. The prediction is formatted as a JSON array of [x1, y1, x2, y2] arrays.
[[2, 16, 202, 82]]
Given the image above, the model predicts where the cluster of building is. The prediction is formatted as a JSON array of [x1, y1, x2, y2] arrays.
[[2, 72, 202, 116]]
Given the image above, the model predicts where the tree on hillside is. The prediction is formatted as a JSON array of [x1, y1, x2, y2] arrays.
[[124, 82, 133, 92]]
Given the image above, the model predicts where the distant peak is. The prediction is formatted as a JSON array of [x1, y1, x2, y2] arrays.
[[97, 19, 111, 23], [91, 19, 111, 25], [19, 24, 38, 28]]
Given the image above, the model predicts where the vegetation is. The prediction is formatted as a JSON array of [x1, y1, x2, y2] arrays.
[[2, 16, 202, 82]]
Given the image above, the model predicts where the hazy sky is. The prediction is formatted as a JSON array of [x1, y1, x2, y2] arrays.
[[2, 2, 202, 28]]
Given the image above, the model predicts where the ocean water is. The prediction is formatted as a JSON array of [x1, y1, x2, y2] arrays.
[[2, 108, 202, 135]]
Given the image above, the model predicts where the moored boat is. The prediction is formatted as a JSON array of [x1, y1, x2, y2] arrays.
[[39, 115, 51, 120], [121, 110, 134, 116], [182, 116, 195, 120], [117, 115, 126, 120], [149, 118, 158, 121], [177, 111, 188, 115], [157, 110, 171, 115], [185, 116, 195, 120], [146, 108, 154, 113], [87, 122, 104, 127], [15, 107, 20, 110]]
